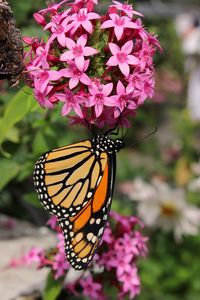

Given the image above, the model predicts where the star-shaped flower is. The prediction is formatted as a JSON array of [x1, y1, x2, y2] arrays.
[[101, 14, 139, 40], [107, 41, 139, 76], [60, 34, 98, 71]]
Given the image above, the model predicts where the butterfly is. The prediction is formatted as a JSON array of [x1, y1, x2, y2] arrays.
[[33, 134, 124, 270], [0, 0, 23, 86]]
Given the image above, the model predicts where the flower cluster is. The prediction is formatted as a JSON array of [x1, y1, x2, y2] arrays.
[[119, 177, 200, 241], [24, 0, 161, 128], [9, 212, 148, 300]]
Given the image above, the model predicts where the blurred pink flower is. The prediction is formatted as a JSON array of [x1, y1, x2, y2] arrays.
[[53, 252, 69, 279], [107, 41, 139, 76], [60, 34, 98, 71], [112, 1, 143, 18], [118, 267, 140, 299], [39, 0, 69, 15], [80, 275, 104, 300], [46, 215, 58, 230], [23, 247, 44, 265]]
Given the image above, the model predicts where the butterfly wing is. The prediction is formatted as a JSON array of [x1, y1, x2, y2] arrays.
[[33, 140, 116, 269]]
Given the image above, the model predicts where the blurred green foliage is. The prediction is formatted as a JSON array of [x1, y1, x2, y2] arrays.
[[0, 1, 200, 299]]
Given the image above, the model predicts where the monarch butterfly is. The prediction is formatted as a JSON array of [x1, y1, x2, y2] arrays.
[[33, 134, 124, 270]]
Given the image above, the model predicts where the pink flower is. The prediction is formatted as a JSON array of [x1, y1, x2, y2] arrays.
[[39, 0, 69, 15], [33, 69, 62, 93], [87, 82, 113, 117], [115, 254, 133, 278], [128, 71, 155, 105], [33, 13, 46, 26], [53, 252, 69, 279], [111, 1, 143, 18], [55, 88, 85, 117], [118, 267, 140, 299], [69, 8, 100, 34], [46, 215, 58, 230], [34, 86, 54, 109], [23, 247, 44, 265], [101, 14, 139, 40], [115, 234, 140, 257], [33, 46, 49, 69], [56, 232, 65, 252], [101, 226, 114, 244], [138, 41, 154, 71], [60, 34, 98, 71], [60, 60, 91, 89], [80, 275, 103, 300], [44, 11, 71, 48], [106, 80, 137, 117], [107, 41, 139, 76]]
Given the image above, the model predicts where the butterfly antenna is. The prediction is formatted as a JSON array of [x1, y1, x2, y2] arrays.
[[131, 126, 158, 147]]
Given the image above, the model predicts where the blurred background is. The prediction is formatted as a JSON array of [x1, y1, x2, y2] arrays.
[[0, 0, 200, 299]]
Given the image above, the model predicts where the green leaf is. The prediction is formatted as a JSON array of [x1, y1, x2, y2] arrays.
[[23, 192, 42, 208], [0, 159, 21, 190], [32, 131, 49, 156], [0, 86, 35, 147], [43, 271, 63, 300]]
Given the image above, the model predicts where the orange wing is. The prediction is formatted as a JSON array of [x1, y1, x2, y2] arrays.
[[58, 159, 115, 269]]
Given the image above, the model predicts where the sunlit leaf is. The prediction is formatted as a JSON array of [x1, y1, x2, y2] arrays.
[[43, 271, 63, 300], [0, 159, 21, 189], [0, 86, 35, 147]]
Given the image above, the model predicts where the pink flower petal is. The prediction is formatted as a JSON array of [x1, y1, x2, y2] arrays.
[[69, 77, 79, 89], [83, 46, 98, 56], [117, 80, 125, 94], [57, 33, 66, 47], [114, 26, 124, 40], [60, 51, 74, 61], [62, 103, 71, 116], [122, 40, 133, 54], [55, 93, 66, 102], [103, 83, 113, 96], [95, 102, 103, 118], [101, 20, 114, 29], [59, 68, 71, 78], [75, 56, 85, 71], [80, 73, 91, 86], [49, 70, 62, 80], [119, 62, 130, 76], [87, 12, 100, 20], [127, 55, 139, 65], [65, 37, 76, 49], [82, 20, 93, 33], [109, 43, 120, 55], [77, 34, 87, 47], [126, 21, 140, 29], [106, 56, 118, 66], [74, 104, 83, 118]]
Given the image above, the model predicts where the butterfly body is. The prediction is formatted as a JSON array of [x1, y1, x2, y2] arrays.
[[33, 135, 124, 269]]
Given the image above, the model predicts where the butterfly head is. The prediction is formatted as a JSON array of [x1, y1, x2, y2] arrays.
[[92, 135, 124, 154]]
